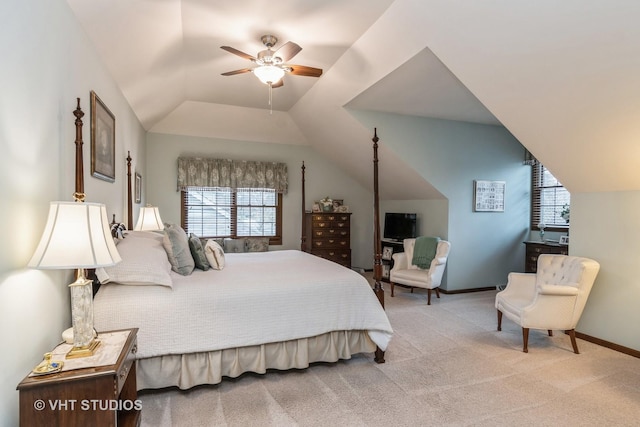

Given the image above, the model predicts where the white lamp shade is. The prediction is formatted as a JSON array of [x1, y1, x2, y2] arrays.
[[253, 65, 285, 84], [134, 206, 164, 231], [28, 202, 121, 269]]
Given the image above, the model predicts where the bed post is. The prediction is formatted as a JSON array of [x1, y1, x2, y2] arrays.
[[126, 151, 133, 229], [73, 98, 85, 202], [301, 161, 307, 251], [372, 129, 386, 364]]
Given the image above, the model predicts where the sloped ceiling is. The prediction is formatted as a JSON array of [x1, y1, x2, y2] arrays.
[[67, 0, 640, 197]]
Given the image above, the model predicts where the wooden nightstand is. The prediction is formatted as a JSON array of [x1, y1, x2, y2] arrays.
[[17, 328, 140, 427]]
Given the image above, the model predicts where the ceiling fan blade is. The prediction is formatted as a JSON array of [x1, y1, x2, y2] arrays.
[[274, 41, 302, 62], [271, 79, 284, 88], [288, 65, 323, 78], [221, 68, 253, 76], [220, 46, 256, 61]]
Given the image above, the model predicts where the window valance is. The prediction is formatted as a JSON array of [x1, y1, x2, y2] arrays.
[[177, 157, 288, 194]]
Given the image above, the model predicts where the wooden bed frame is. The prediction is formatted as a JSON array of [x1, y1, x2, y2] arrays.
[[72, 100, 387, 364], [299, 129, 386, 363]]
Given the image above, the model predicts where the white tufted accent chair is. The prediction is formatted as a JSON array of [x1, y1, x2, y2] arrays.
[[495, 254, 600, 353], [389, 239, 450, 305]]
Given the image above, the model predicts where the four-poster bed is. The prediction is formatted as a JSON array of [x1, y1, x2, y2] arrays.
[[67, 97, 392, 389]]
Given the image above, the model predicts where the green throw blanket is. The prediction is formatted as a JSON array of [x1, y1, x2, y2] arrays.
[[412, 236, 440, 269]]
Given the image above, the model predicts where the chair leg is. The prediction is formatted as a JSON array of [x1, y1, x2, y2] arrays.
[[548, 330, 553, 336], [522, 328, 529, 353], [390, 282, 395, 297], [568, 329, 580, 354], [427, 289, 432, 305], [435, 287, 440, 299], [497, 310, 502, 331]]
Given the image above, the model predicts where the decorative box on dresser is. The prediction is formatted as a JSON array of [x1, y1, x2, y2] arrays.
[[304, 212, 352, 267], [524, 241, 569, 273], [17, 328, 140, 427]]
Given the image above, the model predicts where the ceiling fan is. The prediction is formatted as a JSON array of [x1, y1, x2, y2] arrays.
[[220, 35, 323, 88]]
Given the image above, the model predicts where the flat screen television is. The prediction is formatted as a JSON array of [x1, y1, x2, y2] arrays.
[[383, 213, 417, 241]]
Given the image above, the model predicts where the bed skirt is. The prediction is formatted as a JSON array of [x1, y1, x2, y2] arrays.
[[136, 330, 376, 390]]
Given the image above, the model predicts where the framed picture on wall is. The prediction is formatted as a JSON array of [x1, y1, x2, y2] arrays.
[[473, 180, 506, 212], [382, 264, 390, 279], [135, 173, 142, 204], [90, 90, 116, 182]]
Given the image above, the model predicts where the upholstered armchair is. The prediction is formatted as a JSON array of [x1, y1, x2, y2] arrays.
[[496, 254, 600, 353], [389, 238, 451, 304]]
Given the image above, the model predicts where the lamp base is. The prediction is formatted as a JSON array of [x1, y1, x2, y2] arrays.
[[66, 339, 100, 359]]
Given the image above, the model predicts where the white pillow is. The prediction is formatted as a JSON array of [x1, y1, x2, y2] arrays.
[[96, 232, 173, 287], [204, 239, 225, 270]]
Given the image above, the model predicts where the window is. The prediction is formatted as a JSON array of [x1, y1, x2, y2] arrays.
[[531, 163, 570, 230], [181, 187, 283, 245]]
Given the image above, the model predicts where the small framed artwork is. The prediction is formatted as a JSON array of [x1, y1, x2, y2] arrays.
[[382, 264, 390, 279], [559, 235, 569, 245], [312, 202, 321, 213], [90, 91, 116, 182], [332, 199, 343, 211], [135, 172, 142, 204], [473, 180, 506, 212], [382, 246, 393, 260]]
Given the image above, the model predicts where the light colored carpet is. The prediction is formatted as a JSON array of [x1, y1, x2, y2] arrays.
[[139, 277, 640, 426]]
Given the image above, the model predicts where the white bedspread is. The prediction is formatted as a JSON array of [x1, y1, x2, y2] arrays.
[[94, 250, 392, 359]]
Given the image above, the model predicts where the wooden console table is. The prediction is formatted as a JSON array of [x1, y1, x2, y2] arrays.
[[524, 241, 569, 273]]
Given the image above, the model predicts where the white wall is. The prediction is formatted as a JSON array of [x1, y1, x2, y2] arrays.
[[0, 1, 146, 424], [570, 191, 640, 351], [145, 133, 376, 269]]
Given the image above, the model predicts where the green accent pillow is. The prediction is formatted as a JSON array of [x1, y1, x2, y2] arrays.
[[224, 238, 246, 253], [188, 233, 210, 271]]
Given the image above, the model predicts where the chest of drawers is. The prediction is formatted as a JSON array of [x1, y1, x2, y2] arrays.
[[304, 212, 351, 267]]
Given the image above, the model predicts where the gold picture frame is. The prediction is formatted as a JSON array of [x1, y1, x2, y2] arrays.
[[90, 91, 116, 182]]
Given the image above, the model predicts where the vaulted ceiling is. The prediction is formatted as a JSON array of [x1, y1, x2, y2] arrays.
[[66, 0, 640, 197]]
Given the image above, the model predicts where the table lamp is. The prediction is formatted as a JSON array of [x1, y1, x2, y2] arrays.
[[134, 205, 164, 231], [28, 201, 121, 358]]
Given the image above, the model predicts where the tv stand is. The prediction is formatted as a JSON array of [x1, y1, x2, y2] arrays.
[[380, 240, 404, 282]]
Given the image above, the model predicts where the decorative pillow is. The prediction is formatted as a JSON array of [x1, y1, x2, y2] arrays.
[[95, 233, 172, 287], [110, 222, 127, 240], [162, 223, 195, 275], [245, 237, 269, 252], [200, 237, 224, 251], [224, 238, 246, 253], [204, 239, 225, 270], [188, 233, 210, 271]]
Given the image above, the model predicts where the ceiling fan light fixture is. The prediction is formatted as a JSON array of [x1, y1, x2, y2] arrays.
[[253, 65, 285, 85]]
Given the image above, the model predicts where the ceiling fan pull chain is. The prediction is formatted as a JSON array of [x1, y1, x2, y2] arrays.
[[268, 83, 273, 114]]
